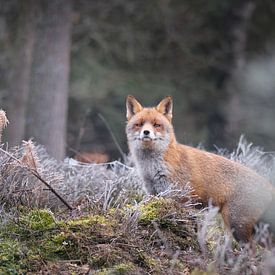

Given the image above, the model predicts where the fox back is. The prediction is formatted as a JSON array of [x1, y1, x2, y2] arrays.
[[126, 95, 275, 242]]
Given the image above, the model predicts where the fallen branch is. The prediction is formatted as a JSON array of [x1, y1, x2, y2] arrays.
[[0, 147, 73, 210]]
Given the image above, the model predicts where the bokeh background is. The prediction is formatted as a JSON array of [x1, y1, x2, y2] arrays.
[[1, 0, 275, 160]]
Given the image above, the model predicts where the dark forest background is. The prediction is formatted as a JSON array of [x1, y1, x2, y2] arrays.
[[1, 0, 275, 160]]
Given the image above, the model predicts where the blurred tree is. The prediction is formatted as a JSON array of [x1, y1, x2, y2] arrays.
[[6, 0, 37, 146], [224, 0, 256, 146], [26, 0, 72, 160], [1, 0, 275, 158]]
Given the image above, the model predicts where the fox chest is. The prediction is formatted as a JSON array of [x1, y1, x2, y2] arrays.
[[134, 157, 172, 195]]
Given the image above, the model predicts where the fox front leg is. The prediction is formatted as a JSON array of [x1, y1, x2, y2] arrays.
[[143, 171, 170, 195]]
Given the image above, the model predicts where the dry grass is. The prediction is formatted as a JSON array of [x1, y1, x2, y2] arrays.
[[0, 110, 8, 143]]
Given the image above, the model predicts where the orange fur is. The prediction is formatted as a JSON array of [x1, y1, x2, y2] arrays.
[[126, 95, 275, 242], [74, 152, 109, 164]]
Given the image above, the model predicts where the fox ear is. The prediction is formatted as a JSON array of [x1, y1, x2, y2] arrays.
[[126, 95, 143, 120], [156, 96, 173, 120]]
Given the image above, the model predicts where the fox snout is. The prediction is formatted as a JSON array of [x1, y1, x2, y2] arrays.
[[140, 125, 155, 141]]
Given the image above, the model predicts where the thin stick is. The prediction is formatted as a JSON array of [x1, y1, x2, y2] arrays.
[[0, 147, 73, 210], [98, 113, 125, 161]]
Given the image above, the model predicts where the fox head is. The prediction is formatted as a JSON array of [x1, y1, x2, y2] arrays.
[[126, 95, 175, 154]]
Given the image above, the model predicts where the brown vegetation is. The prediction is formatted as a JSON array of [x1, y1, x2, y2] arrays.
[[0, 110, 8, 143], [74, 152, 109, 164]]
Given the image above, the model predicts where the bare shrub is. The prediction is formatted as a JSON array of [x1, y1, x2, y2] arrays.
[[216, 135, 275, 184], [0, 141, 143, 211]]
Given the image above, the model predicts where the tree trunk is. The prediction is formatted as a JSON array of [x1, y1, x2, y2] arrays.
[[26, 0, 72, 160], [6, 0, 37, 146]]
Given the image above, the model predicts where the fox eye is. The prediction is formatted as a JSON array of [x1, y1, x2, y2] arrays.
[[154, 123, 161, 128], [134, 122, 143, 127]]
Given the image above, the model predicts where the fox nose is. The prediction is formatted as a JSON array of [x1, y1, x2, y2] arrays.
[[143, 130, 150, 136]]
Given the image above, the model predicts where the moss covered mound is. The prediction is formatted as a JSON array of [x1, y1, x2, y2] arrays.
[[0, 197, 204, 274]]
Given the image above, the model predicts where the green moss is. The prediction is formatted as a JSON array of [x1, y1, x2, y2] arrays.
[[68, 215, 108, 227], [139, 197, 168, 224], [66, 214, 116, 241], [26, 209, 56, 230], [0, 199, 200, 274], [89, 247, 125, 269], [142, 254, 157, 269], [96, 263, 135, 275], [42, 232, 71, 256], [37, 214, 117, 262], [113, 263, 134, 274], [34, 230, 90, 265], [0, 238, 23, 274], [6, 209, 56, 234]]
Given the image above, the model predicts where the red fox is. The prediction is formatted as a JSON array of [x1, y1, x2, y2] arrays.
[[126, 95, 275, 242]]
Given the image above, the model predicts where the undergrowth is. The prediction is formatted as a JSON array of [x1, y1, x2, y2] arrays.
[[1, 124, 275, 273], [0, 196, 199, 274]]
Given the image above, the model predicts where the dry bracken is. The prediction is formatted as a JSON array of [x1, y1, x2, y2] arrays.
[[0, 109, 9, 143]]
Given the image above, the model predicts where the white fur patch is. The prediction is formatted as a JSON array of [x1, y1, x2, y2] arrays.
[[127, 128, 172, 194]]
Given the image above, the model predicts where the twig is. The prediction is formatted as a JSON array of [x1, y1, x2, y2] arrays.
[[98, 113, 125, 162], [0, 147, 73, 210]]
